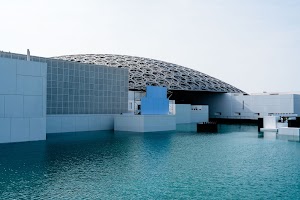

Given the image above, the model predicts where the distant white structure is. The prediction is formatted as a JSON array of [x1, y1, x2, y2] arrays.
[[196, 93, 300, 120], [260, 115, 300, 140], [175, 105, 208, 124]]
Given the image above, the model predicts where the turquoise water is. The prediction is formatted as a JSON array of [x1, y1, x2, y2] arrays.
[[1, 124, 300, 199]]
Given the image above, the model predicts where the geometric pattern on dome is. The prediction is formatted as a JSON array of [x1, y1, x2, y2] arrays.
[[53, 54, 245, 93]]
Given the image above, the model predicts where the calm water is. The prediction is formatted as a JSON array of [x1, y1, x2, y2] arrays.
[[1, 124, 300, 199]]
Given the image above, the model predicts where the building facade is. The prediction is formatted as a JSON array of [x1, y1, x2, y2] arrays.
[[1, 50, 300, 143], [0, 51, 128, 143]]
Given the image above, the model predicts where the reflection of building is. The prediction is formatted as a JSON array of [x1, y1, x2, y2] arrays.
[[0, 50, 300, 143]]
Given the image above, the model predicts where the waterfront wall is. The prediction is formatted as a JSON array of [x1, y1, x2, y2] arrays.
[[176, 104, 191, 123], [114, 115, 176, 132], [0, 57, 47, 143], [46, 114, 116, 133], [191, 105, 209, 123], [195, 93, 297, 120], [175, 104, 209, 124]]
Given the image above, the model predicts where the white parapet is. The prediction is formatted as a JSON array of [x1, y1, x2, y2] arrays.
[[46, 114, 116, 133], [278, 127, 300, 136], [114, 114, 176, 132]]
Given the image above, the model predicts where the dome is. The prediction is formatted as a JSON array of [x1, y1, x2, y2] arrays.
[[53, 54, 245, 93]]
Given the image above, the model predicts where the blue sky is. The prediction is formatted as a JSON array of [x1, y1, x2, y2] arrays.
[[0, 0, 299, 93]]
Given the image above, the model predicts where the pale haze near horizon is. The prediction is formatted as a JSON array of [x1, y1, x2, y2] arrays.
[[0, 0, 299, 93]]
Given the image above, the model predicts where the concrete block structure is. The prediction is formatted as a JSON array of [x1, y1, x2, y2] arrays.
[[0, 52, 128, 143], [0, 57, 46, 143], [194, 93, 300, 120], [175, 104, 209, 124], [114, 115, 176, 132], [46, 114, 115, 133]]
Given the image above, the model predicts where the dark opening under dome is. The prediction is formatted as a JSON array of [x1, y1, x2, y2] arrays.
[[53, 54, 245, 93]]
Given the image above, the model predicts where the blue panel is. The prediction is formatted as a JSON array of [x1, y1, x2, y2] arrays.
[[146, 86, 167, 98], [141, 86, 168, 115]]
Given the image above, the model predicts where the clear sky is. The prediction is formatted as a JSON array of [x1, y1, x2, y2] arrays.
[[0, 0, 299, 93]]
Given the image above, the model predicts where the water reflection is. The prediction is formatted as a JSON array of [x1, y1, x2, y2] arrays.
[[1, 125, 300, 199], [218, 124, 257, 133], [258, 131, 300, 142], [176, 123, 197, 132], [0, 140, 47, 196], [176, 123, 258, 134], [277, 134, 300, 142], [262, 131, 277, 140], [258, 131, 264, 138]]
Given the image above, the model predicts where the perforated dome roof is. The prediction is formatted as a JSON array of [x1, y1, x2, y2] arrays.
[[53, 54, 245, 93]]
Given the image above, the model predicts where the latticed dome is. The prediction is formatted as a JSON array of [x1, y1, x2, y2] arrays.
[[53, 54, 245, 93]]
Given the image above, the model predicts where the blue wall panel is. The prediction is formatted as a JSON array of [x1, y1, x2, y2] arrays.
[[146, 86, 166, 98], [141, 86, 169, 115]]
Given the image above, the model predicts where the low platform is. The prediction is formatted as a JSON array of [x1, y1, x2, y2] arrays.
[[114, 114, 176, 132]]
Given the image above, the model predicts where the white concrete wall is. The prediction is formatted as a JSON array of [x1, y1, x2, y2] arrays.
[[293, 94, 300, 115], [175, 104, 191, 124], [0, 57, 46, 143], [46, 114, 116, 133], [191, 105, 209, 123], [196, 93, 296, 120], [175, 104, 209, 124], [250, 94, 294, 116], [263, 116, 278, 129], [114, 115, 176, 132]]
